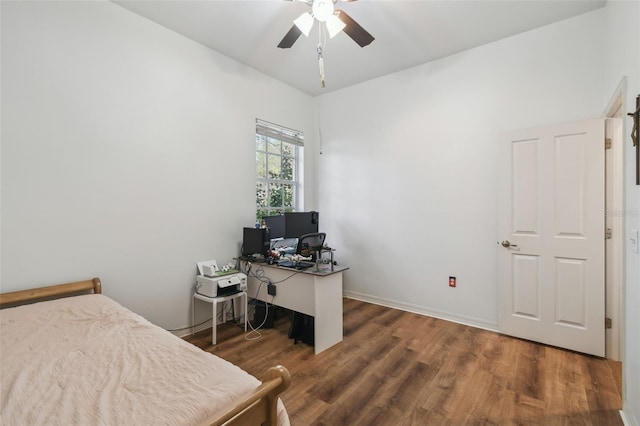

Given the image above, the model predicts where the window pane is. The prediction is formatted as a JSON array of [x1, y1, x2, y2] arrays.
[[257, 209, 269, 222], [267, 138, 280, 154], [282, 184, 294, 208], [256, 182, 267, 208], [282, 155, 294, 181], [269, 182, 283, 207], [256, 152, 266, 179], [256, 135, 266, 152], [282, 142, 294, 157], [267, 154, 281, 180]]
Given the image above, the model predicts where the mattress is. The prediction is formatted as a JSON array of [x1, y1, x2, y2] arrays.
[[0, 294, 289, 425]]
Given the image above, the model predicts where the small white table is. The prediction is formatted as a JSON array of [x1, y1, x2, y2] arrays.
[[192, 291, 247, 345]]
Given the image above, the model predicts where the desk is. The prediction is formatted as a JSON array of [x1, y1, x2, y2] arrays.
[[192, 291, 247, 345], [245, 263, 348, 354]]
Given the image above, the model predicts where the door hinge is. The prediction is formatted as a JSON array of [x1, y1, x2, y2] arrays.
[[605, 138, 612, 149], [605, 318, 612, 329], [606, 228, 613, 239]]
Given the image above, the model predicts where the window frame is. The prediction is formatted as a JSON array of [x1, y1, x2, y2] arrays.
[[255, 119, 304, 222]]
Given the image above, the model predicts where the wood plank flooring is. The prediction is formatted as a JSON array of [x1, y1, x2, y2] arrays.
[[184, 298, 622, 425]]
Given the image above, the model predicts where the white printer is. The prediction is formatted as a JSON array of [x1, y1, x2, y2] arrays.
[[196, 273, 247, 298]]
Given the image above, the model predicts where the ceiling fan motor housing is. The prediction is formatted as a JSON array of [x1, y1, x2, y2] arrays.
[[312, 0, 334, 22]]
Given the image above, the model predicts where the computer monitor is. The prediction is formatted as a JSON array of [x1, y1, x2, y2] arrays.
[[263, 211, 319, 239], [242, 227, 270, 257], [284, 212, 319, 239], [262, 215, 286, 239]]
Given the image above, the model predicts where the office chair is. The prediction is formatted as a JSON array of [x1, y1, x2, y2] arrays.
[[296, 232, 326, 259]]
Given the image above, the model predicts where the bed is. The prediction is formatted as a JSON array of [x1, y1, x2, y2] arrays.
[[0, 277, 290, 426]]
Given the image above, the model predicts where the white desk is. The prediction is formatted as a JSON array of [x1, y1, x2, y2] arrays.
[[192, 291, 247, 345], [245, 263, 347, 354]]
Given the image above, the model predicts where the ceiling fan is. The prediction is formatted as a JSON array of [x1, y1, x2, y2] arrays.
[[277, 0, 375, 49]]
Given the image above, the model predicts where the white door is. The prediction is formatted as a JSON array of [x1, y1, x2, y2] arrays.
[[498, 118, 605, 357]]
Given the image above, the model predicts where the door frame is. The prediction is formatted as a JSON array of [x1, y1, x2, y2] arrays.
[[603, 78, 626, 359], [603, 77, 627, 362]]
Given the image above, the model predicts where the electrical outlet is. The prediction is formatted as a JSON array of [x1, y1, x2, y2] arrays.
[[449, 276, 456, 288], [268, 283, 277, 296]]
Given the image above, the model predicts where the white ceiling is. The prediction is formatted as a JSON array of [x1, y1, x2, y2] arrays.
[[113, 0, 606, 96]]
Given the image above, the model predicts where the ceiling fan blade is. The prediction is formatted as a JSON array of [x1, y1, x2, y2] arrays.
[[336, 9, 374, 47], [278, 25, 303, 49]]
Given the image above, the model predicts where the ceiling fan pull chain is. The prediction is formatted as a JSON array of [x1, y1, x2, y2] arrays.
[[317, 44, 326, 88]]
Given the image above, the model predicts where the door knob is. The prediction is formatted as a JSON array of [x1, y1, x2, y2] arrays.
[[501, 240, 518, 248]]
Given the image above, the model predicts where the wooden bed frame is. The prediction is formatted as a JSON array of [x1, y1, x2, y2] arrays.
[[0, 278, 291, 426]]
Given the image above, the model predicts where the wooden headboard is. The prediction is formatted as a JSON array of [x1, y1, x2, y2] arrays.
[[0, 277, 102, 308]]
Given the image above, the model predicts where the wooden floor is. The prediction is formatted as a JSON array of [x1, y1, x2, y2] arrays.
[[184, 298, 623, 426]]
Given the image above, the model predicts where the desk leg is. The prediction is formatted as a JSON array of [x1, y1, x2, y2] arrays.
[[192, 294, 195, 336], [211, 299, 218, 345], [313, 273, 343, 354]]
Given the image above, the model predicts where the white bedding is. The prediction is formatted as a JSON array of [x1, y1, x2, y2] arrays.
[[0, 294, 289, 426]]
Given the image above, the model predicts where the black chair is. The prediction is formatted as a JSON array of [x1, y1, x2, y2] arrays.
[[296, 233, 326, 259]]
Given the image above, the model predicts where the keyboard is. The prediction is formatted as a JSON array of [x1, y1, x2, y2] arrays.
[[278, 261, 311, 270]]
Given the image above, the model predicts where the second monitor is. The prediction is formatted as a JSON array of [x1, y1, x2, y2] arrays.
[[263, 211, 319, 239]]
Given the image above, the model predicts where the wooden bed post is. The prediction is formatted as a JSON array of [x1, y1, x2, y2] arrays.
[[203, 365, 291, 426], [265, 366, 291, 426], [92, 277, 102, 294]]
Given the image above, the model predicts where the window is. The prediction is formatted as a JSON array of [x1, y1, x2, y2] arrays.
[[255, 119, 303, 222]]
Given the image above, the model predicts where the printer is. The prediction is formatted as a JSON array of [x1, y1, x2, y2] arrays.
[[196, 273, 247, 298]]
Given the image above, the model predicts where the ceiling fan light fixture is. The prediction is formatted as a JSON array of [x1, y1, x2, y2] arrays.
[[325, 14, 346, 38], [294, 12, 314, 37], [312, 0, 334, 22]]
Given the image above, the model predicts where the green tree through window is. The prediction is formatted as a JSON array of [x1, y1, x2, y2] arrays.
[[255, 120, 303, 222]]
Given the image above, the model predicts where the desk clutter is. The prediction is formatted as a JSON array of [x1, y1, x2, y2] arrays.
[[241, 211, 337, 272]]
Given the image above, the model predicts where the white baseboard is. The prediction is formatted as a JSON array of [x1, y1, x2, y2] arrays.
[[170, 321, 210, 339], [621, 405, 639, 426], [172, 314, 248, 339], [343, 290, 499, 332]]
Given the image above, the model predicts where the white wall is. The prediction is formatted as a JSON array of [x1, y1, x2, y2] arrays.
[[316, 10, 604, 329], [2, 2, 637, 420], [0, 1, 316, 330], [604, 1, 640, 424]]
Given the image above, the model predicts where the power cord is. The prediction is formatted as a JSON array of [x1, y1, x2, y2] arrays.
[[166, 317, 212, 333], [244, 280, 269, 341], [240, 262, 281, 341]]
